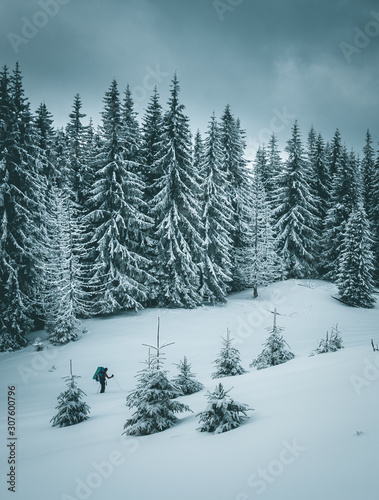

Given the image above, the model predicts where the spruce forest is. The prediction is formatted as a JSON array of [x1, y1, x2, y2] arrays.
[[1, 63, 378, 352]]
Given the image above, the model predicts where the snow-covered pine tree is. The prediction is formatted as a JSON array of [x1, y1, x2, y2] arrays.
[[123, 357, 190, 435], [42, 184, 83, 344], [140, 86, 163, 203], [361, 130, 376, 220], [51, 363, 90, 427], [220, 105, 252, 291], [312, 133, 330, 274], [371, 145, 379, 283], [328, 129, 343, 181], [66, 93, 88, 207], [323, 147, 362, 280], [305, 128, 331, 276], [34, 102, 59, 187], [121, 84, 141, 165], [239, 152, 282, 296], [172, 355, 204, 396], [361, 130, 379, 283], [139, 87, 164, 303], [0, 64, 43, 350], [335, 205, 376, 308], [273, 121, 319, 278], [199, 113, 233, 303], [86, 79, 152, 314], [151, 74, 203, 308], [250, 309, 294, 370], [197, 383, 251, 434], [193, 129, 204, 174], [123, 324, 192, 435], [212, 329, 248, 378], [266, 134, 283, 210]]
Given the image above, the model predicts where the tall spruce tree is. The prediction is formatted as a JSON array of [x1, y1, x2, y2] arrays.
[[371, 145, 379, 283], [42, 165, 91, 342], [122, 84, 141, 165], [139, 87, 164, 302], [140, 86, 163, 203], [328, 129, 343, 181], [66, 94, 88, 207], [273, 121, 319, 278], [199, 113, 233, 303], [361, 130, 376, 220], [151, 74, 203, 308], [239, 153, 282, 296], [193, 129, 204, 175], [0, 64, 42, 350], [336, 205, 376, 308], [306, 128, 330, 275], [220, 105, 252, 291], [86, 79, 152, 313], [323, 147, 362, 279], [34, 102, 60, 188], [266, 134, 282, 210]]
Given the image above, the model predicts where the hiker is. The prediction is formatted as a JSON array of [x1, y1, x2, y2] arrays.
[[99, 367, 114, 393]]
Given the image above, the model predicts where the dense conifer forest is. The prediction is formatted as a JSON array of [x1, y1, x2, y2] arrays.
[[1, 63, 378, 351]]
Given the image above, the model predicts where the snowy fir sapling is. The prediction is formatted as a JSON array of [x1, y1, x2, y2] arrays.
[[250, 309, 294, 370], [51, 365, 90, 427], [309, 324, 344, 356], [123, 319, 192, 435], [172, 355, 204, 396], [212, 329, 248, 378], [123, 354, 192, 435], [197, 383, 252, 434]]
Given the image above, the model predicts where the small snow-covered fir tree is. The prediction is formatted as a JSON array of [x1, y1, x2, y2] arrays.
[[197, 383, 252, 434], [123, 320, 192, 435], [335, 205, 376, 308], [51, 364, 90, 427], [212, 329, 248, 378], [309, 324, 343, 356], [250, 310, 294, 370], [172, 356, 204, 396]]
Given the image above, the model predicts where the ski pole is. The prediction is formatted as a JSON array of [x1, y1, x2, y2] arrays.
[[113, 376, 123, 391]]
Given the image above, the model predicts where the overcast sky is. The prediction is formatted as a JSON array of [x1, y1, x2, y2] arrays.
[[1, 0, 378, 159]]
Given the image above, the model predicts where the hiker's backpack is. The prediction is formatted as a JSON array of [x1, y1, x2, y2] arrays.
[[93, 366, 105, 382]]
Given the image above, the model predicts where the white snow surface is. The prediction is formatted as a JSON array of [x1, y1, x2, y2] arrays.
[[1, 279, 378, 500]]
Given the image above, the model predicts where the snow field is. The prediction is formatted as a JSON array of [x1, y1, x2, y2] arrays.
[[1, 279, 378, 500]]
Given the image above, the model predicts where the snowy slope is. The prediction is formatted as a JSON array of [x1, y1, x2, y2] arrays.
[[1, 279, 378, 500]]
